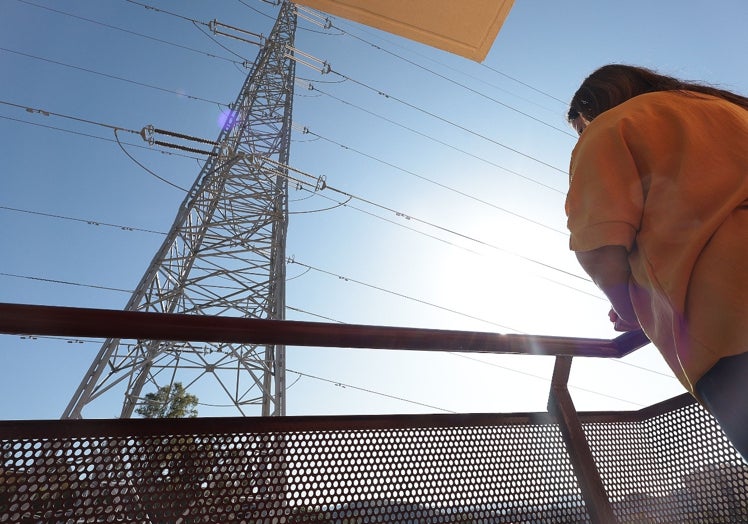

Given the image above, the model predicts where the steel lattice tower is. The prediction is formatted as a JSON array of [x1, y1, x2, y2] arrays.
[[63, 2, 297, 419]]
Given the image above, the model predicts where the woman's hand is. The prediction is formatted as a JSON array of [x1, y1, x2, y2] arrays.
[[575, 246, 641, 332], [608, 308, 640, 332]]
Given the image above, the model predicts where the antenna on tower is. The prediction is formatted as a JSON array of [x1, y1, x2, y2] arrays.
[[62, 1, 298, 419]]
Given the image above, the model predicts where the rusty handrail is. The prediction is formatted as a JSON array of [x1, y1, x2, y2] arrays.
[[0, 302, 647, 358]]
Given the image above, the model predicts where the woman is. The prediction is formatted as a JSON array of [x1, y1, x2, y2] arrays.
[[565, 64, 748, 461]]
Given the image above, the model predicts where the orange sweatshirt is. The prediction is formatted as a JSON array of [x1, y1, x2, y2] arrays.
[[566, 91, 748, 393]]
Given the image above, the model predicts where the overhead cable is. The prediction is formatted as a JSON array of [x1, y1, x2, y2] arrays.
[[331, 25, 576, 138], [286, 368, 456, 413], [14, 0, 244, 66], [0, 272, 132, 294], [304, 82, 565, 194], [1, 268, 667, 384], [289, 258, 515, 333], [12, 2, 570, 184], [0, 113, 203, 162], [284, 189, 603, 301], [115, 129, 190, 191], [293, 123, 567, 235], [143, 134, 590, 285], [2, 100, 590, 292], [0, 205, 165, 236], [0, 47, 225, 105], [327, 69, 567, 174], [279, 44, 569, 174], [124, 0, 210, 26], [449, 353, 645, 407], [0, 100, 196, 191], [4, 30, 566, 194], [0, 99, 136, 134], [327, 13, 568, 107]]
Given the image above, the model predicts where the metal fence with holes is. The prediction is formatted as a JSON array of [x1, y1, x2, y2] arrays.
[[0, 303, 746, 523], [1, 397, 746, 523]]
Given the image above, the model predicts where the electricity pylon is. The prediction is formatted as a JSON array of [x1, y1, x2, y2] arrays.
[[63, 2, 298, 419]]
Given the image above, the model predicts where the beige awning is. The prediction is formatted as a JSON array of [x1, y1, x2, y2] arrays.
[[293, 0, 514, 62]]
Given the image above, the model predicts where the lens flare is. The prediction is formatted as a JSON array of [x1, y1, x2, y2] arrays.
[[218, 109, 240, 132]]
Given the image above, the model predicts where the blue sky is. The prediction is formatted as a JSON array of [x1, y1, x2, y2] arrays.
[[1, 0, 746, 419]]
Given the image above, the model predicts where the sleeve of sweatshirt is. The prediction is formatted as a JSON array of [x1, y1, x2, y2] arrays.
[[565, 119, 644, 253]]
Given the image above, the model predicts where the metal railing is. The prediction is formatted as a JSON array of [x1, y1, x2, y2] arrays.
[[0, 302, 746, 523]]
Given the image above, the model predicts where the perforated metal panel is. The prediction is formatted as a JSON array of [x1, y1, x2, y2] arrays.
[[0, 414, 587, 523], [583, 398, 748, 522], [1, 399, 747, 523]]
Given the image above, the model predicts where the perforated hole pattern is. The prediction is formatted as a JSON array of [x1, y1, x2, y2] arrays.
[[0, 416, 586, 523], [0, 401, 746, 523], [584, 401, 748, 522]]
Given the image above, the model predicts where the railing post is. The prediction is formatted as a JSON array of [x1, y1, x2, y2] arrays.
[[547, 356, 618, 523]]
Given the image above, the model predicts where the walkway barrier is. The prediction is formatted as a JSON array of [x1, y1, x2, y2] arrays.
[[0, 303, 746, 523]]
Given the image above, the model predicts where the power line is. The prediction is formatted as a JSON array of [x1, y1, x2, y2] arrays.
[[14, 0, 246, 66], [0, 47, 226, 106], [0, 228, 516, 333], [0, 113, 143, 149], [5, 0, 565, 194], [288, 259, 519, 333], [6, 316, 670, 406], [6, 330, 456, 412], [481, 63, 569, 105], [284, 305, 670, 384], [0, 102, 562, 269], [237, 0, 278, 22], [270, 303, 672, 392], [92, 0, 571, 175], [0, 104, 520, 262], [0, 101, 205, 191], [0, 205, 165, 235], [325, 12, 568, 107], [305, 82, 565, 194], [244, 156, 590, 285], [3, 37, 568, 197], [4, 45, 567, 202], [0, 99, 135, 134], [292, 186, 604, 300], [191, 19, 253, 62], [286, 305, 343, 324], [296, 124, 568, 236], [114, 129, 190, 192], [1, 1, 670, 415], [2, 30, 558, 256], [123, 0, 264, 49], [0, 209, 663, 389], [0, 113, 205, 163], [0, 272, 133, 294], [327, 69, 568, 175], [14, 100, 568, 281], [449, 353, 645, 408], [123, 0, 210, 26], [286, 368, 457, 413], [2, 100, 586, 293], [331, 24, 576, 138], [0, 264, 524, 342]]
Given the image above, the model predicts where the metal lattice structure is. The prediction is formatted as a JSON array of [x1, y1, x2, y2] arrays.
[[62, 3, 298, 419]]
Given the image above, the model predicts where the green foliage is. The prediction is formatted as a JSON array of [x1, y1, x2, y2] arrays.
[[135, 382, 198, 418]]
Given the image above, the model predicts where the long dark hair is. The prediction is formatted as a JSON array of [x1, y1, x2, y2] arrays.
[[568, 64, 748, 123]]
